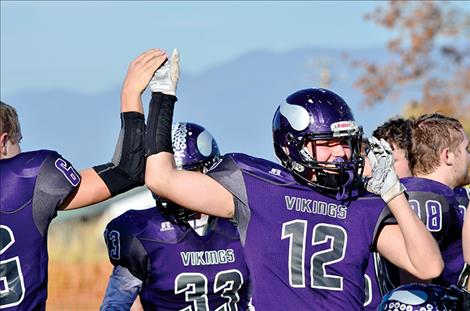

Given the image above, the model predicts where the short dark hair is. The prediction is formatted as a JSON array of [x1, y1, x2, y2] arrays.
[[372, 117, 411, 156], [0, 101, 22, 144]]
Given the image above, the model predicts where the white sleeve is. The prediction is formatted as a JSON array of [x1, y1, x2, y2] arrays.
[[100, 266, 143, 310]]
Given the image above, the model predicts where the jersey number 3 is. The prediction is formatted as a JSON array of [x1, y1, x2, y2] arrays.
[[0, 225, 26, 308], [175, 270, 244, 311]]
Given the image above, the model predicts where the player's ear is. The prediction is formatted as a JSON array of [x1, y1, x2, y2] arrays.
[[0, 133, 8, 155], [441, 147, 454, 166]]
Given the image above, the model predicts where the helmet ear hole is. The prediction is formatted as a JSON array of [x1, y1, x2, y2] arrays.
[[286, 133, 294, 143]]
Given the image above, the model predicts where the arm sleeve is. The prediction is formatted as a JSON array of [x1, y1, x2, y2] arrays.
[[100, 266, 142, 311], [93, 112, 146, 197], [145, 92, 177, 156]]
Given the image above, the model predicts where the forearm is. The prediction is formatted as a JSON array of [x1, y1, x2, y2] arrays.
[[121, 88, 144, 114], [387, 194, 443, 278], [145, 91, 177, 195], [93, 111, 146, 196], [62, 168, 111, 210], [144, 51, 235, 218], [100, 266, 142, 311]]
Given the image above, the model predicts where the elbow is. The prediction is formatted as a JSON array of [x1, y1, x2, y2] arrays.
[[144, 164, 163, 196], [464, 253, 470, 266], [430, 258, 444, 279], [416, 257, 444, 280], [144, 173, 163, 196]]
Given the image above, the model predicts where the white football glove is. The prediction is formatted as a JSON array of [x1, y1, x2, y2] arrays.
[[149, 48, 180, 96], [366, 136, 406, 203]]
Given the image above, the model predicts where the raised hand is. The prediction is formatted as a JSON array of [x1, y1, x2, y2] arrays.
[[122, 49, 168, 96], [366, 136, 405, 203], [149, 48, 180, 96]]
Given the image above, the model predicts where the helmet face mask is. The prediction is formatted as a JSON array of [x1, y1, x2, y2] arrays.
[[155, 196, 200, 227], [155, 122, 220, 226], [273, 88, 364, 200]]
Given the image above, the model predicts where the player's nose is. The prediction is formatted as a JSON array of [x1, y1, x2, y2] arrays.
[[331, 144, 346, 157]]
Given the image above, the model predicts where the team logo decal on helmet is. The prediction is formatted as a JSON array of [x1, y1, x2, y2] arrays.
[[273, 88, 364, 200], [279, 102, 310, 131]]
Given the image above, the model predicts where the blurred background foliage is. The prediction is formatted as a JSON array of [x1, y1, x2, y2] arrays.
[[353, 0, 470, 135]]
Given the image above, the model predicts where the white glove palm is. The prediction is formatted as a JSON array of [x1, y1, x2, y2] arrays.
[[366, 136, 406, 203], [149, 48, 180, 96]]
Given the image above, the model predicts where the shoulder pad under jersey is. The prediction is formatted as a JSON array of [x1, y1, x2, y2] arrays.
[[211, 153, 296, 185], [107, 208, 191, 247], [0, 149, 75, 213], [401, 177, 455, 198]]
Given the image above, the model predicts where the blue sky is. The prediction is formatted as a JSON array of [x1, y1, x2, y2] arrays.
[[2, 1, 468, 218], [1, 1, 400, 97]]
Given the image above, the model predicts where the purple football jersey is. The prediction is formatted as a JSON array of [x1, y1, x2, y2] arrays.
[[401, 177, 467, 287], [207, 153, 392, 310], [0, 150, 80, 310], [104, 208, 251, 310], [364, 178, 470, 309]]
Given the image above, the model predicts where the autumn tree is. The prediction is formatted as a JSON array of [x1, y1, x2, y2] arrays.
[[354, 0, 470, 134]]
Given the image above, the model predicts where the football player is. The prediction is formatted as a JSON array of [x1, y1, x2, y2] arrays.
[[370, 114, 470, 310], [143, 48, 443, 309], [363, 117, 413, 310], [0, 49, 166, 310], [100, 121, 252, 310], [378, 114, 470, 310], [401, 114, 470, 287]]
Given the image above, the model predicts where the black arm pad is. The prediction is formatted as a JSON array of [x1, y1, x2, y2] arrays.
[[145, 92, 177, 156], [93, 112, 146, 197]]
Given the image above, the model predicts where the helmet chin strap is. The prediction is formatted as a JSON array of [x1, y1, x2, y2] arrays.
[[332, 158, 352, 200], [336, 170, 354, 200], [313, 158, 356, 200]]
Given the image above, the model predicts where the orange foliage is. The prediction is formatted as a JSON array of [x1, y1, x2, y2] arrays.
[[355, 0, 470, 134]]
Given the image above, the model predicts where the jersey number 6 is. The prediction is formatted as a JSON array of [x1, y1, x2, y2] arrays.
[[0, 225, 25, 308]]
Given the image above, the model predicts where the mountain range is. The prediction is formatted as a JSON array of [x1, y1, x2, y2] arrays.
[[3, 46, 410, 220]]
